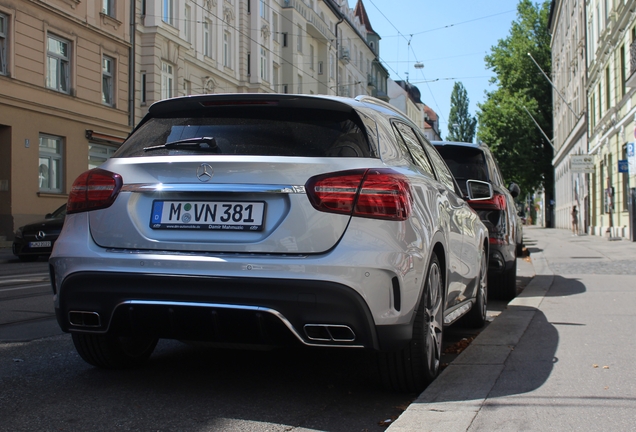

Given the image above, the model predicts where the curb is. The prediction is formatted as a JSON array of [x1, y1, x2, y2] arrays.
[[387, 250, 551, 431]]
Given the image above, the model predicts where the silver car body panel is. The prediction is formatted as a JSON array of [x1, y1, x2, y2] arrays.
[[50, 94, 489, 350]]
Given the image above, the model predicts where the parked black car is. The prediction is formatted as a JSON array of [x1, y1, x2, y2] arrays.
[[12, 204, 67, 262], [432, 141, 523, 300]]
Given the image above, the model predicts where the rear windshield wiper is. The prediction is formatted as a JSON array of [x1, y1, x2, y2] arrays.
[[144, 137, 219, 152]]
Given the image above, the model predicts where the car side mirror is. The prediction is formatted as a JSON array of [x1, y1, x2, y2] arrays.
[[45, 213, 53, 219], [508, 182, 520, 198], [466, 180, 493, 201]]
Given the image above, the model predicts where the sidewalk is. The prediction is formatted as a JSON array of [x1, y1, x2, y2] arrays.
[[388, 226, 636, 431]]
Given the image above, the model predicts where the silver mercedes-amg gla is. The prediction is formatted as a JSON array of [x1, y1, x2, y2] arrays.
[[50, 94, 491, 392]]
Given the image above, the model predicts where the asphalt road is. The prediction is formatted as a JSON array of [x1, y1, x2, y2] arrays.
[[0, 247, 525, 431]]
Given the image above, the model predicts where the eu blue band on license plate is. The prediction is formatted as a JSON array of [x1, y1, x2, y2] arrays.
[[150, 200, 265, 231]]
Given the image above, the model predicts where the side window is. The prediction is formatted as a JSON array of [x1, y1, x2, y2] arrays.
[[421, 139, 458, 192], [389, 123, 415, 166], [393, 122, 434, 176], [374, 115, 413, 166], [486, 152, 504, 186]]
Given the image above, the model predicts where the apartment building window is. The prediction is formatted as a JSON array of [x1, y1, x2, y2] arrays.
[[297, 25, 302, 52], [591, 93, 596, 129], [260, 47, 267, 80], [163, 0, 174, 26], [297, 75, 302, 94], [140, 71, 147, 105], [272, 13, 278, 43], [330, 53, 334, 79], [39, 134, 63, 193], [102, 0, 115, 17], [605, 66, 611, 109], [46, 35, 70, 94], [247, 52, 251, 75], [620, 44, 626, 97], [161, 61, 174, 100], [203, 21, 210, 56], [88, 143, 116, 170], [273, 64, 279, 90], [598, 83, 602, 116], [309, 45, 314, 70], [102, 55, 114, 106], [185, 5, 192, 43], [223, 32, 231, 68], [260, 0, 267, 19], [0, 13, 7, 76]]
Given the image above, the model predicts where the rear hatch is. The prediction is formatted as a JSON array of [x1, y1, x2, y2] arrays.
[[87, 95, 382, 254], [434, 144, 506, 236]]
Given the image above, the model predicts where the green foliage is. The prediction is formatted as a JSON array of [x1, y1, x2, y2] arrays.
[[447, 82, 477, 143], [477, 0, 553, 198]]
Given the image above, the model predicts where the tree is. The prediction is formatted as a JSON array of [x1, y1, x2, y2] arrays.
[[447, 82, 477, 143], [477, 0, 553, 216]]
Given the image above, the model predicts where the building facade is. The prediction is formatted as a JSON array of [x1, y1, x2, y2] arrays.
[[548, 0, 588, 233], [0, 0, 132, 240], [586, 0, 636, 238], [0, 0, 389, 240]]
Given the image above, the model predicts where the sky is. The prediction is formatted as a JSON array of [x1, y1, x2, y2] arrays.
[[359, 0, 520, 138]]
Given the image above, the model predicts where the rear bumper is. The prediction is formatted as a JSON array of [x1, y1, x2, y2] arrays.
[[488, 242, 516, 273], [54, 271, 412, 351]]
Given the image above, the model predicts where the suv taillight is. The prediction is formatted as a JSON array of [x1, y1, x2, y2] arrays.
[[67, 168, 123, 214], [469, 192, 507, 211], [306, 169, 411, 221]]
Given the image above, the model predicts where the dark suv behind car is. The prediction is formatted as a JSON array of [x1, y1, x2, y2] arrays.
[[433, 141, 523, 300]]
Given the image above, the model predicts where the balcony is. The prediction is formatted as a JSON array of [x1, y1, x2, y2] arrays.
[[282, 0, 333, 41]]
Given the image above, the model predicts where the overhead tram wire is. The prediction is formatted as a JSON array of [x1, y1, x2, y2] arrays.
[[379, 9, 517, 38], [365, 0, 451, 126]]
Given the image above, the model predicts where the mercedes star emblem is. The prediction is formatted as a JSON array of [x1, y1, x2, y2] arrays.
[[196, 164, 214, 182], [35, 231, 46, 240]]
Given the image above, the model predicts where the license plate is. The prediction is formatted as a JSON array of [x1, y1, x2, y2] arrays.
[[29, 241, 51, 248], [150, 200, 265, 231]]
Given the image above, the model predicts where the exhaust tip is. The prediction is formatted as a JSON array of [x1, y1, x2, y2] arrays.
[[304, 324, 356, 342], [69, 311, 101, 327]]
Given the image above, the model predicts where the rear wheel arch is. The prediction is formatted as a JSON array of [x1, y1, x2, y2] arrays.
[[431, 242, 447, 304]]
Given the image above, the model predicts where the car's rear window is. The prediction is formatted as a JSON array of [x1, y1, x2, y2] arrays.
[[115, 107, 372, 158], [434, 146, 489, 193]]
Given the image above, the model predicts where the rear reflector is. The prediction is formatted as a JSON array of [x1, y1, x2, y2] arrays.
[[67, 168, 123, 214], [306, 169, 411, 221]]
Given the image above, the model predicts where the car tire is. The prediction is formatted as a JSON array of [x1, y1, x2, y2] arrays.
[[378, 253, 444, 393], [462, 249, 488, 328], [72, 333, 158, 369], [17, 254, 39, 262]]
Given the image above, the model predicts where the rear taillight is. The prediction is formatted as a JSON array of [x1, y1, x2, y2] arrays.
[[469, 192, 507, 211], [67, 168, 123, 214], [306, 169, 411, 221]]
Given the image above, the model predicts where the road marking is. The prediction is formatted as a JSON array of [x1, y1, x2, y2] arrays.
[[0, 283, 51, 293], [0, 272, 49, 284]]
